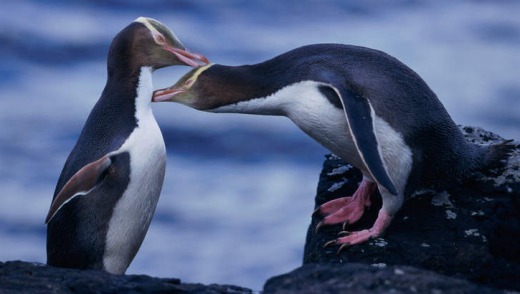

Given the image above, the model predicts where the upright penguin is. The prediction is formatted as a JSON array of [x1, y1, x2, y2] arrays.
[[153, 44, 511, 249], [46, 17, 208, 273]]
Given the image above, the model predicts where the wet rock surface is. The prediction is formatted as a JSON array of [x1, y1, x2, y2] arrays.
[[0, 260, 252, 294], [264, 263, 501, 294]]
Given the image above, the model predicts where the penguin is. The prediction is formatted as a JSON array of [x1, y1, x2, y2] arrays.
[[45, 17, 209, 274], [152, 43, 512, 250]]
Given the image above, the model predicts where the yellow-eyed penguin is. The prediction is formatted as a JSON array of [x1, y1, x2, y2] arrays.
[[45, 17, 208, 273], [152, 43, 511, 250]]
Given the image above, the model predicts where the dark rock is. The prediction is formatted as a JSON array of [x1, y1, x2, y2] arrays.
[[264, 263, 501, 294], [0, 260, 252, 294], [301, 126, 520, 292]]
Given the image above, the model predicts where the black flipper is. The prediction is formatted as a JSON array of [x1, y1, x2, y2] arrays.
[[331, 84, 398, 196], [45, 154, 113, 224]]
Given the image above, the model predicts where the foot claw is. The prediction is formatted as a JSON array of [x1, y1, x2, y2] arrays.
[[338, 230, 351, 236], [342, 221, 349, 231], [323, 240, 337, 248], [337, 243, 350, 254], [332, 210, 393, 246], [312, 206, 322, 217], [315, 221, 324, 233]]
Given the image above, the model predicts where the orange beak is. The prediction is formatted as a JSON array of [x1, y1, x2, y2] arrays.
[[152, 87, 185, 102], [165, 47, 209, 67]]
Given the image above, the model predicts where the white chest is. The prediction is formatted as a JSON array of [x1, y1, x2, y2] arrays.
[[212, 81, 412, 196], [214, 81, 366, 170], [103, 67, 166, 274], [282, 83, 412, 196], [281, 83, 366, 170]]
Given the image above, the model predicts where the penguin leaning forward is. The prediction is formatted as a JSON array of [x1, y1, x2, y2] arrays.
[[45, 17, 208, 273], [152, 43, 512, 251]]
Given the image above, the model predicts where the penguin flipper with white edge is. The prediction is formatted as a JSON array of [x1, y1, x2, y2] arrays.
[[335, 83, 398, 196], [314, 82, 400, 247], [45, 155, 113, 224]]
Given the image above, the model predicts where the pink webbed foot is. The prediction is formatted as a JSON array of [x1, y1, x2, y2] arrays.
[[316, 178, 377, 230], [324, 209, 393, 252]]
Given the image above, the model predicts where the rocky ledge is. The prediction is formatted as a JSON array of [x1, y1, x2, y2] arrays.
[[293, 126, 520, 293], [0, 260, 252, 294], [1, 127, 519, 293]]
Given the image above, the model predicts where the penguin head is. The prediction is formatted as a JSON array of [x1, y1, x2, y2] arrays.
[[108, 17, 209, 72], [152, 63, 216, 110]]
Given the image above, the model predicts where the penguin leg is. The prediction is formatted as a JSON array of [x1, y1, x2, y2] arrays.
[[329, 208, 393, 250], [316, 178, 377, 229], [328, 188, 403, 249]]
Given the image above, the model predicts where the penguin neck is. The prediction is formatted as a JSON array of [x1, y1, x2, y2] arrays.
[[102, 66, 154, 121], [134, 66, 154, 120], [203, 63, 299, 116]]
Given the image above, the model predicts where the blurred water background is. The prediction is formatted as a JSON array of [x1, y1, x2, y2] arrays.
[[0, 0, 519, 291]]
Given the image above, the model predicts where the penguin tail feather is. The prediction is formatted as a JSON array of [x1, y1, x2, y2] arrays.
[[483, 139, 516, 170]]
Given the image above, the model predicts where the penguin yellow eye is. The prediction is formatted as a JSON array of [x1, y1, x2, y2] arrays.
[[154, 33, 166, 45], [185, 79, 195, 87]]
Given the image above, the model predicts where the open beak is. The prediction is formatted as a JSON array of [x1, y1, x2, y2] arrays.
[[153, 87, 184, 102], [165, 47, 209, 67]]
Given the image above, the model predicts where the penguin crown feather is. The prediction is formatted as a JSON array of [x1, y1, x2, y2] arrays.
[[105, 16, 209, 70], [134, 17, 184, 49]]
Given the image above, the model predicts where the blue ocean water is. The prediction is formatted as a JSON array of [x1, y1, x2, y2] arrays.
[[0, 0, 519, 291]]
